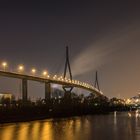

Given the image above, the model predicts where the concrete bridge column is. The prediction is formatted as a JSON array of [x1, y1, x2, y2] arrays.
[[45, 82, 51, 100], [22, 78, 28, 102]]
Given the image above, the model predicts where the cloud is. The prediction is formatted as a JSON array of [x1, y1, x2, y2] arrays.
[[71, 23, 139, 77], [71, 44, 116, 77]]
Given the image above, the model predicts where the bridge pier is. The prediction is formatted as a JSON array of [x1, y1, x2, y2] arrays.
[[63, 85, 73, 99], [45, 82, 51, 100], [22, 78, 28, 102]]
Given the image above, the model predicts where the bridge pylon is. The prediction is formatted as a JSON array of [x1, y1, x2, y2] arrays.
[[94, 71, 100, 91], [63, 46, 73, 98]]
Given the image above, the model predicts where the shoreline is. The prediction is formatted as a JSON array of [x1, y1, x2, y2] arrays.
[[0, 108, 111, 124], [0, 109, 129, 124]]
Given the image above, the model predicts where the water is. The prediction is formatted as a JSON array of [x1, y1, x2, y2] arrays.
[[0, 112, 140, 140]]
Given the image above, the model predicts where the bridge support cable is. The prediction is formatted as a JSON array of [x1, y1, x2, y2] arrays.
[[22, 78, 28, 102], [63, 46, 73, 96], [94, 71, 100, 91], [45, 82, 51, 100]]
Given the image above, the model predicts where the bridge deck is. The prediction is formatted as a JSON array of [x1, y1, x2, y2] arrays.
[[0, 70, 102, 96]]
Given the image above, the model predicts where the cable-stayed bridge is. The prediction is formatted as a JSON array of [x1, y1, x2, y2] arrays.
[[0, 46, 103, 102]]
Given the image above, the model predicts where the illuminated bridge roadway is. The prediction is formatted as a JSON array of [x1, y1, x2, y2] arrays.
[[0, 69, 103, 101]]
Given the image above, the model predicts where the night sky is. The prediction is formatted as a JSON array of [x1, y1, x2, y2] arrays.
[[0, 1, 140, 99]]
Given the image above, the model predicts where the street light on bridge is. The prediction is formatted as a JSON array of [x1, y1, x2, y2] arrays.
[[18, 65, 24, 73], [42, 70, 49, 78], [1, 62, 8, 71], [53, 75, 57, 79], [68, 79, 71, 83], [42, 71, 47, 76], [31, 68, 36, 75]]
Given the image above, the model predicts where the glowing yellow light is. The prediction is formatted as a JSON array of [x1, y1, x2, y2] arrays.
[[1, 62, 8, 71], [136, 99, 139, 103], [126, 99, 131, 104], [42, 71, 48, 76], [53, 76, 56, 79], [128, 112, 132, 117], [53, 75, 57, 79], [31, 68, 36, 74], [2, 62, 7, 67], [18, 65, 24, 72]]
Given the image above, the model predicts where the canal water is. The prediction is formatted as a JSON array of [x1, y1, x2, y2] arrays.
[[0, 112, 140, 140]]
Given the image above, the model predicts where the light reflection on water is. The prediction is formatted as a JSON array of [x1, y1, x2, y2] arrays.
[[0, 112, 140, 140]]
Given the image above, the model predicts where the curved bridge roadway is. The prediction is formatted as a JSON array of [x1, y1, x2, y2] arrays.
[[0, 70, 103, 101]]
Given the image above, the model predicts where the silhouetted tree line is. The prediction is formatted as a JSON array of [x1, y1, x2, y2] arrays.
[[0, 92, 130, 123]]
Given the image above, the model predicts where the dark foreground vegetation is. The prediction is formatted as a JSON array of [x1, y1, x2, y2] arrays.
[[0, 93, 131, 123]]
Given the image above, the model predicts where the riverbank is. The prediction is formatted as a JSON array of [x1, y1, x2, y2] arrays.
[[0, 107, 107, 124], [0, 94, 131, 123], [0, 104, 130, 124]]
